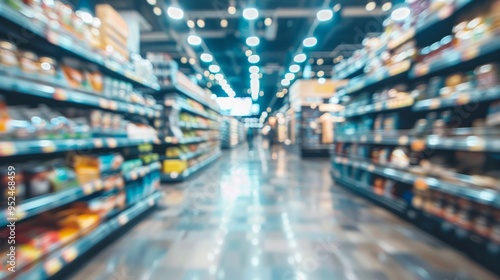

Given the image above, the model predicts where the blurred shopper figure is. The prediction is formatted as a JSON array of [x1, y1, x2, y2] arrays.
[[247, 128, 254, 150], [267, 127, 276, 150]]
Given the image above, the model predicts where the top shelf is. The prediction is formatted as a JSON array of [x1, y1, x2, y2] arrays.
[[161, 84, 220, 114], [0, 3, 160, 91]]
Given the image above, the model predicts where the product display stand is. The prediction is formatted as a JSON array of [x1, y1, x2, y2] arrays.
[[332, 0, 500, 274], [221, 117, 245, 149]]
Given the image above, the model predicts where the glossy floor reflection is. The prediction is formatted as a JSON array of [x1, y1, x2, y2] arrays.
[[71, 143, 498, 280]]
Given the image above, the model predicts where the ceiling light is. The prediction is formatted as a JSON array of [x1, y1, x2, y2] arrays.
[[259, 73, 263, 78], [249, 66, 259, 73], [204, 70, 210, 77], [289, 64, 300, 73], [316, 9, 333, 21], [243, 8, 259, 20], [180, 57, 187, 64], [189, 58, 196, 65], [220, 19, 228, 28], [303, 37, 317, 47], [382, 2, 392, 11], [209, 74, 215, 80], [250, 73, 259, 79], [281, 79, 290, 86], [196, 73, 202, 80], [317, 70, 325, 77], [247, 89, 251, 94], [245, 50, 252, 56], [207, 82, 212, 88], [187, 35, 202, 45], [333, 4, 341, 12], [215, 73, 224, 80], [197, 19, 205, 28], [259, 91, 264, 97], [167, 7, 184, 19], [187, 20, 195, 28], [294, 54, 307, 63], [228, 6, 236, 15], [264, 17, 272, 26], [209, 65, 220, 73], [248, 55, 260, 63], [267, 107, 272, 112], [147, 0, 156, 5], [200, 53, 213, 63], [211, 94, 217, 99], [153, 7, 162, 16], [317, 58, 324, 65], [365, 1, 376, 11], [391, 6, 411, 21], [285, 73, 295, 80], [246, 36, 260, 47], [318, 77, 326, 84]]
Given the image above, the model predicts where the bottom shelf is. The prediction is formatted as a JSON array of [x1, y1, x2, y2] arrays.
[[16, 191, 162, 280], [161, 152, 222, 182]]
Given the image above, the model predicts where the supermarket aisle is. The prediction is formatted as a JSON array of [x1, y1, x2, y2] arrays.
[[70, 144, 497, 280]]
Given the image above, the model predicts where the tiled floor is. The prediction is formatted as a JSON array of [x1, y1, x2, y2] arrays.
[[70, 142, 499, 280]]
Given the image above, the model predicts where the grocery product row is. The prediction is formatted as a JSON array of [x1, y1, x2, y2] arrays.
[[331, 0, 500, 274], [221, 117, 246, 149]]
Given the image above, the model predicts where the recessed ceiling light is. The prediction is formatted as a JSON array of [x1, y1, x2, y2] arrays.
[[281, 79, 290, 86], [207, 82, 212, 88], [246, 36, 260, 47], [220, 19, 228, 28], [250, 73, 259, 79], [196, 73, 202, 80], [167, 7, 184, 19], [243, 8, 259, 20], [153, 7, 162, 16], [293, 54, 307, 63], [382, 2, 392, 11], [187, 20, 195, 28], [197, 19, 205, 28], [189, 58, 196, 65], [285, 73, 295, 80], [391, 6, 411, 21], [333, 4, 341, 12], [316, 9, 333, 21], [209, 65, 220, 73], [365, 1, 376, 11], [219, 79, 228, 86], [264, 17, 272, 26], [248, 54, 260, 63], [289, 64, 300, 73], [211, 93, 217, 99], [245, 50, 253, 56], [249, 66, 260, 73], [318, 77, 326, 84], [209, 74, 215, 80], [180, 57, 187, 64], [247, 89, 251, 94], [303, 37, 317, 47], [228, 6, 236, 15], [259, 91, 264, 96], [317, 58, 324, 65], [317, 70, 325, 77], [200, 53, 213, 63], [204, 70, 210, 77], [147, 0, 156, 5], [187, 35, 202, 45], [215, 73, 224, 80]]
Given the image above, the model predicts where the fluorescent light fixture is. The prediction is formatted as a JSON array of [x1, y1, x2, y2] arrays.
[[281, 79, 290, 86], [293, 54, 307, 63], [197, 19, 205, 28], [209, 65, 220, 73], [187, 20, 195, 28], [187, 35, 202, 45], [220, 19, 228, 28], [250, 73, 259, 79], [289, 64, 300, 73], [200, 53, 213, 63], [153, 7, 162, 16], [365, 1, 376, 11], [248, 55, 260, 63], [228, 6, 236, 15], [316, 9, 333, 21], [249, 66, 260, 73], [215, 73, 224, 80], [264, 18, 272, 26], [245, 49, 252, 56], [303, 37, 317, 47], [391, 6, 410, 21], [285, 73, 295, 80], [167, 7, 184, 19], [318, 77, 326, 84], [246, 36, 260, 47], [243, 8, 259, 20], [382, 2, 392, 11]]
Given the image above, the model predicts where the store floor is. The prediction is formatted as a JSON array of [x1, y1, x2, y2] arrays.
[[70, 142, 498, 280]]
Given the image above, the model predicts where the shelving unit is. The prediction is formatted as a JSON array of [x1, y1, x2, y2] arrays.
[[331, 0, 500, 274], [221, 117, 246, 149]]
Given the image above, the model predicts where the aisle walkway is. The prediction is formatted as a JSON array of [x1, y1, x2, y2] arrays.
[[71, 144, 498, 280]]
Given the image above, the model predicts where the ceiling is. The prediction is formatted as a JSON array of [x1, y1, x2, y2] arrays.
[[72, 0, 389, 115]]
